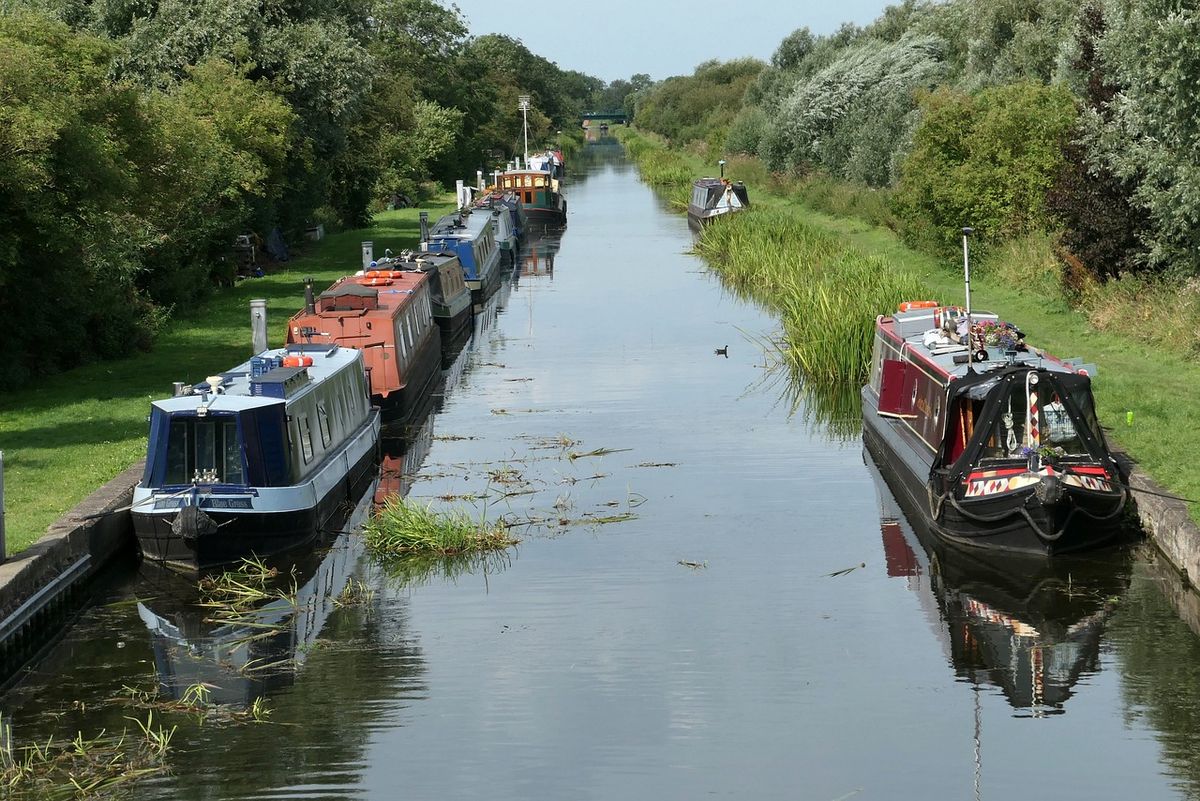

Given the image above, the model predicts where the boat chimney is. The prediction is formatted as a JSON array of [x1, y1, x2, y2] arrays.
[[172, 381, 188, 397], [419, 211, 430, 244], [455, 179, 466, 210], [250, 298, 268, 355], [361, 240, 374, 272], [719, 159, 726, 178], [304, 276, 316, 315]]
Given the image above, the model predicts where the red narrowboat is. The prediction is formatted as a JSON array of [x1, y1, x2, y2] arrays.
[[286, 269, 442, 424], [862, 302, 1129, 555]]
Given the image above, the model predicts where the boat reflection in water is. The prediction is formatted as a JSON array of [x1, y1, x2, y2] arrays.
[[136, 486, 376, 704], [867, 449, 1131, 714], [518, 232, 560, 279]]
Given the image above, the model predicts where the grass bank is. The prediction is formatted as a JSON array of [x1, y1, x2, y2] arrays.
[[615, 125, 1200, 525], [0, 200, 456, 555]]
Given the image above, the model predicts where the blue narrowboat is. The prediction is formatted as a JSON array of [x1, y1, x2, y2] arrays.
[[422, 208, 503, 304], [131, 345, 381, 570]]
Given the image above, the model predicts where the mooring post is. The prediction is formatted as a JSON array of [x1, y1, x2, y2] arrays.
[[361, 240, 374, 271], [419, 212, 430, 246], [251, 299, 268, 355], [0, 450, 7, 564]]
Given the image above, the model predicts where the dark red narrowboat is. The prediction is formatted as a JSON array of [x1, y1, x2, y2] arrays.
[[862, 302, 1129, 555], [286, 269, 442, 424]]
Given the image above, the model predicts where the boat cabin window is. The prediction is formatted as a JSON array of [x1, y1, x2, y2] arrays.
[[317, 402, 332, 447], [533, 175, 546, 188], [164, 417, 244, 485], [299, 416, 314, 464]]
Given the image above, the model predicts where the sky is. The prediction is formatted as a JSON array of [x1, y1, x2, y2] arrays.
[[447, 0, 897, 82]]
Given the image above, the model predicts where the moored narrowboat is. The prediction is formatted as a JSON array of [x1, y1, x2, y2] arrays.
[[474, 190, 527, 261], [861, 302, 1129, 555], [687, 178, 749, 228], [423, 208, 505, 303], [286, 269, 443, 424], [499, 169, 566, 227], [372, 250, 472, 348], [131, 346, 380, 571]]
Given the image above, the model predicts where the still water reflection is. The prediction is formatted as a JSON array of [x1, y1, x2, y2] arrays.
[[5, 142, 1200, 800]]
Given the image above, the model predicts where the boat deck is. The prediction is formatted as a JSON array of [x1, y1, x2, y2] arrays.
[[880, 308, 1093, 380]]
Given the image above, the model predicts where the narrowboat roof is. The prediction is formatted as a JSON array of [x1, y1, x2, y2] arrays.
[[428, 209, 492, 240], [880, 307, 1094, 382], [371, 250, 460, 273], [151, 345, 360, 413]]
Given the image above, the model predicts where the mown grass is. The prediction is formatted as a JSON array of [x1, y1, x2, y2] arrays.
[[619, 123, 1200, 525], [362, 497, 518, 556], [0, 200, 457, 555]]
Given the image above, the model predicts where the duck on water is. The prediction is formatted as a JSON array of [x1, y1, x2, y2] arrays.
[[861, 230, 1130, 556]]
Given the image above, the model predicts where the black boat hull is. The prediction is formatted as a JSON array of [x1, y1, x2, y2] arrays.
[[132, 441, 378, 572], [861, 386, 1127, 556]]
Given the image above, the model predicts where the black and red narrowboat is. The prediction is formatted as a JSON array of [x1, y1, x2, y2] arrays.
[[862, 301, 1130, 555]]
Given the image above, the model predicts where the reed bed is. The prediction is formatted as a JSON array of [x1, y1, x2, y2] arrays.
[[695, 207, 928, 383], [363, 497, 517, 556]]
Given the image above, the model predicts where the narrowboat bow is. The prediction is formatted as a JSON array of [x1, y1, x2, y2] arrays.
[[862, 302, 1129, 555]]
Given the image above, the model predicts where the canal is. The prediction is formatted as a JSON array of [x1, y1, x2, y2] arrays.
[[7, 139, 1200, 800]]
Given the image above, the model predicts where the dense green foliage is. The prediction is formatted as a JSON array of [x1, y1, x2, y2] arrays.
[[628, 0, 1200, 291], [893, 82, 1077, 252], [629, 59, 764, 152], [0, 1, 619, 387]]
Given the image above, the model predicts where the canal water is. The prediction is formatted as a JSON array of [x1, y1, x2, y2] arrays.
[[7, 139, 1200, 800]]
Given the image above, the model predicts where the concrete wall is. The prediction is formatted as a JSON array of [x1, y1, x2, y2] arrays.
[[0, 461, 142, 625]]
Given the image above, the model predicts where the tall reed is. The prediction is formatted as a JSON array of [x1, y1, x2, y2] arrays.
[[695, 207, 929, 383]]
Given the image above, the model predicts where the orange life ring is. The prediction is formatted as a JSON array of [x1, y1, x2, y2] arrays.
[[898, 300, 939, 312]]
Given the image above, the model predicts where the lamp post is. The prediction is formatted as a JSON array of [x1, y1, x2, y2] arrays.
[[518, 95, 531, 163]]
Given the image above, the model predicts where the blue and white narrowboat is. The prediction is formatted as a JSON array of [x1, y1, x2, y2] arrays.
[[422, 208, 503, 304], [132, 346, 381, 570]]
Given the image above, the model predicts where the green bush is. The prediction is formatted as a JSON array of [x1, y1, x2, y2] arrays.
[[892, 81, 1077, 253]]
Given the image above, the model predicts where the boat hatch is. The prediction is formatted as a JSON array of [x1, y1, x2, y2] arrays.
[[939, 368, 1108, 473], [250, 366, 311, 399], [319, 284, 379, 312]]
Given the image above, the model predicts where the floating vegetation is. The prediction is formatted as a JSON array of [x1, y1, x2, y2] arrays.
[[633, 462, 678, 468], [197, 558, 298, 628], [0, 711, 174, 799], [825, 562, 867, 578], [363, 497, 518, 556], [678, 560, 708, 570], [567, 447, 633, 461], [333, 578, 375, 608], [694, 208, 928, 383], [433, 434, 478, 442]]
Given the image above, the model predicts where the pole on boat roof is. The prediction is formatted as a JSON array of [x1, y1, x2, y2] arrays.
[[304, 277, 316, 315], [250, 299, 267, 355], [961, 226, 974, 329], [518, 95, 531, 163]]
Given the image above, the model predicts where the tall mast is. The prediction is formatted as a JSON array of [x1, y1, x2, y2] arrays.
[[519, 94, 531, 164]]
